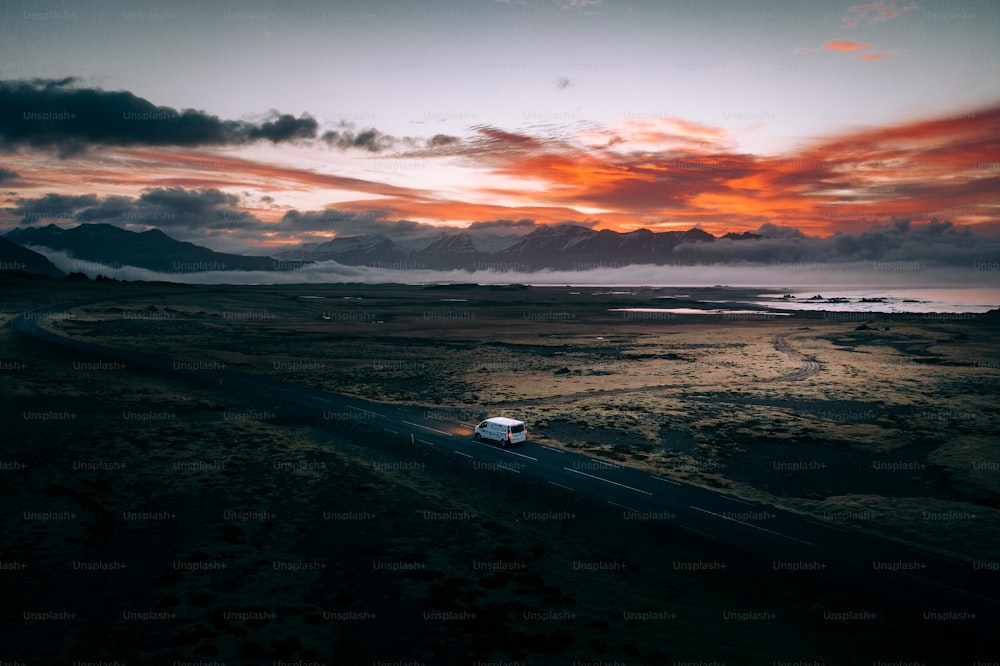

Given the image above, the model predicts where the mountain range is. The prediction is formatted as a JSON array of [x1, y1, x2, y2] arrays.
[[274, 225, 763, 271], [4, 223, 293, 274], [2, 222, 765, 277], [0, 235, 66, 277]]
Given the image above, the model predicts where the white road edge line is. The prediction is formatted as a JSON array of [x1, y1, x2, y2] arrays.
[[689, 505, 819, 548], [401, 420, 454, 437], [717, 495, 755, 506], [547, 481, 575, 492], [607, 501, 640, 513], [650, 475, 682, 486], [564, 468, 653, 495]]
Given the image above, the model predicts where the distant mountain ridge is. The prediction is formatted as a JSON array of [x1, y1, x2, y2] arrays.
[[0, 236, 66, 277], [4, 223, 300, 273], [276, 233, 413, 266], [4, 222, 768, 275], [277, 223, 763, 271]]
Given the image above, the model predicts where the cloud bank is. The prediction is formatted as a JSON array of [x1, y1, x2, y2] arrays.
[[6, 187, 1000, 270], [29, 244, 1000, 298], [0, 78, 318, 155], [3, 80, 998, 244]]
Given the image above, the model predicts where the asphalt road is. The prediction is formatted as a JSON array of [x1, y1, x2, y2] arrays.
[[12, 304, 1000, 624]]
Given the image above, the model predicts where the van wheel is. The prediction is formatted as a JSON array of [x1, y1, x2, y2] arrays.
[[474, 433, 481, 441], [502, 439, 509, 448]]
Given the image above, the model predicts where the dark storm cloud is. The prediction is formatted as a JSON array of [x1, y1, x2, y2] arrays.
[[279, 209, 386, 232], [72, 195, 137, 222], [138, 187, 241, 215], [427, 133, 460, 147], [322, 126, 463, 154], [66, 188, 252, 230], [321, 128, 399, 152], [0, 78, 318, 155], [466, 218, 538, 231], [278, 209, 443, 247], [8, 193, 100, 221], [5, 188, 266, 234], [7, 188, 998, 268], [755, 223, 807, 239], [275, 212, 543, 250], [5, 189, 431, 244], [0, 167, 20, 183]]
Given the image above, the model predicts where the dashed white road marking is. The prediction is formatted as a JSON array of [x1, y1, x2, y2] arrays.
[[471, 440, 538, 461], [401, 420, 454, 437], [541, 445, 567, 454], [564, 468, 653, 495], [650, 475, 682, 486], [453, 450, 473, 458], [501, 448, 538, 461], [547, 481, 575, 492], [607, 500, 640, 513], [346, 405, 385, 418]]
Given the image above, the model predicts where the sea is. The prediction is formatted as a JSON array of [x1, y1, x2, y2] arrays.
[[752, 288, 1000, 314], [594, 286, 1000, 315]]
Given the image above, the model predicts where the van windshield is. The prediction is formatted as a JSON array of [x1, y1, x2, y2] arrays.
[[510, 424, 525, 433]]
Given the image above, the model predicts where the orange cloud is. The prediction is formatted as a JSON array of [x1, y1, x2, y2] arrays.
[[451, 104, 1000, 236], [798, 40, 888, 59], [577, 117, 732, 153], [7, 104, 999, 241], [844, 1, 917, 27], [824, 40, 875, 52]]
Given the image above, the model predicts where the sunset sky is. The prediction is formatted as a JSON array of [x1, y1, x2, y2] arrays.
[[1, 0, 999, 253]]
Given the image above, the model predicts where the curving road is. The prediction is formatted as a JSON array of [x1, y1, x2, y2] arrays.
[[12, 303, 1000, 624]]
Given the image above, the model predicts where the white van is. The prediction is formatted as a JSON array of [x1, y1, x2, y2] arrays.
[[474, 417, 527, 447]]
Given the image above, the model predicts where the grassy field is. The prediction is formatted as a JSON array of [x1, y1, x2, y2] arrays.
[[2, 275, 998, 661], [36, 279, 1000, 561]]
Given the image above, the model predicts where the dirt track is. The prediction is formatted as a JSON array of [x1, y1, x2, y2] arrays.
[[768, 332, 821, 382]]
